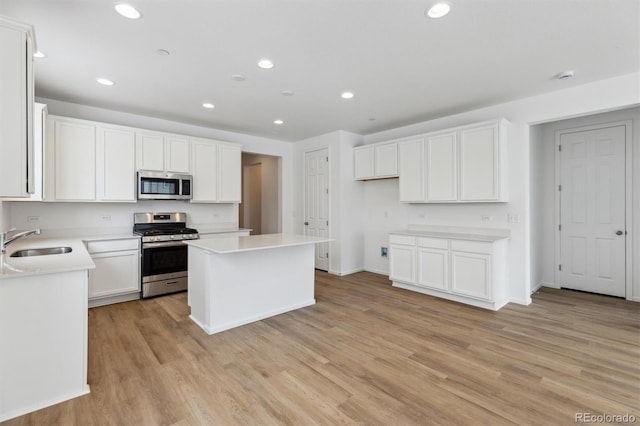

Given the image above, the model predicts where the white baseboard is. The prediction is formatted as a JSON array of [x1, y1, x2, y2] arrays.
[[363, 267, 389, 276], [329, 267, 364, 276]]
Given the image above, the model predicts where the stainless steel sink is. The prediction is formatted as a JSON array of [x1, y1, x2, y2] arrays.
[[10, 247, 73, 258]]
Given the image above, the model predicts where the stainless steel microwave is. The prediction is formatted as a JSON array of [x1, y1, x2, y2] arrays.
[[137, 171, 192, 200]]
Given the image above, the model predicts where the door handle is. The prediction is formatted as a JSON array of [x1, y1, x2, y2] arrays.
[[304, 222, 309, 226], [615, 230, 623, 236]]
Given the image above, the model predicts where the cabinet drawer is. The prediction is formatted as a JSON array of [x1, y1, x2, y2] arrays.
[[450, 240, 492, 254], [417, 237, 448, 250], [86, 238, 140, 254], [389, 234, 416, 246]]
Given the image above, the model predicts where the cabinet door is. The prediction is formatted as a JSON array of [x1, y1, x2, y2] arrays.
[[398, 138, 425, 202], [451, 251, 491, 300], [191, 140, 218, 202], [459, 124, 499, 201], [88, 250, 140, 299], [426, 132, 457, 201], [354, 146, 374, 179], [218, 144, 241, 202], [136, 132, 164, 171], [54, 120, 96, 200], [389, 244, 416, 284], [165, 136, 190, 173], [375, 143, 398, 177], [0, 21, 32, 197], [97, 127, 135, 201], [417, 247, 449, 290]]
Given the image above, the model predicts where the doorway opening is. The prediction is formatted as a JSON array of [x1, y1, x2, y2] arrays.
[[239, 153, 282, 235]]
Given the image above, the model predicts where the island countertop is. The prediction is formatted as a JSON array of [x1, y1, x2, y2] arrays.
[[185, 233, 333, 254]]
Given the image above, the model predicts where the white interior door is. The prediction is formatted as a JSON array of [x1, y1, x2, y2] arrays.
[[559, 125, 626, 297], [304, 148, 329, 271]]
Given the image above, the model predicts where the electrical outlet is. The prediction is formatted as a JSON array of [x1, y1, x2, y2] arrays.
[[383, 211, 389, 219], [481, 215, 493, 222], [381, 247, 388, 257], [27, 216, 40, 223], [508, 213, 520, 223], [101, 215, 111, 221]]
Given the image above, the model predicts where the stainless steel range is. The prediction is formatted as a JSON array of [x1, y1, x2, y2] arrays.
[[133, 212, 199, 298]]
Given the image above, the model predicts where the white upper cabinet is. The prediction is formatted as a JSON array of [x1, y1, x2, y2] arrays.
[[96, 126, 136, 202], [50, 118, 96, 201], [135, 132, 165, 171], [459, 123, 505, 201], [136, 133, 191, 173], [165, 136, 190, 173], [217, 143, 241, 202], [191, 140, 218, 202], [375, 143, 398, 177], [398, 119, 508, 203], [398, 138, 425, 202], [353, 141, 398, 180], [46, 116, 136, 202], [426, 132, 457, 202], [191, 140, 242, 203], [0, 17, 35, 198]]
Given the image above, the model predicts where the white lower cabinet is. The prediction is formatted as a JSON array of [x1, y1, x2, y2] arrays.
[[86, 238, 140, 307], [389, 235, 416, 284], [417, 237, 449, 291], [390, 232, 508, 310]]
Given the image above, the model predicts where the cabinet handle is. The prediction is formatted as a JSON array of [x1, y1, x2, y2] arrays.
[[615, 230, 624, 236], [304, 222, 309, 226], [167, 281, 179, 285]]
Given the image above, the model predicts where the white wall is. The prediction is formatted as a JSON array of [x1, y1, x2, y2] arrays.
[[530, 106, 640, 300], [28, 97, 295, 233], [529, 124, 545, 293], [293, 131, 365, 275], [362, 72, 640, 305]]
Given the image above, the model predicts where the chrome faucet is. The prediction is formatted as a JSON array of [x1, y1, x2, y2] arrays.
[[0, 228, 42, 254]]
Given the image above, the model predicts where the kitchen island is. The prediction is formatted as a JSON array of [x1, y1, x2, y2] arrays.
[[185, 233, 332, 335]]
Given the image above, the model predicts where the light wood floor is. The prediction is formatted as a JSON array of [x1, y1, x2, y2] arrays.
[[5, 271, 640, 425]]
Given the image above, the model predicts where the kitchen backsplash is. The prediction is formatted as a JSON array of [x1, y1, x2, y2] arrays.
[[6, 201, 238, 232]]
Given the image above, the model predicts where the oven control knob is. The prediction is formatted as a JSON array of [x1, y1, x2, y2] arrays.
[[170, 235, 176, 240]]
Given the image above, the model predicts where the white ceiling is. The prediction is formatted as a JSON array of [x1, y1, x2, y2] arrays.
[[2, 0, 639, 142]]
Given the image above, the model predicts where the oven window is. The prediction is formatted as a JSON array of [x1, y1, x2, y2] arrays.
[[142, 245, 187, 277], [140, 178, 179, 195]]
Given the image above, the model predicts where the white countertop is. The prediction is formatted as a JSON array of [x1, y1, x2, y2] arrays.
[[0, 237, 95, 280], [185, 233, 333, 254], [391, 226, 510, 242], [197, 227, 251, 235]]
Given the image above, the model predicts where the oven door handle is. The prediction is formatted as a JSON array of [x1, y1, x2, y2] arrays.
[[142, 241, 187, 249]]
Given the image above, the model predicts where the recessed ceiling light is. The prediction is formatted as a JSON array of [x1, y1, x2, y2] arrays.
[[202, 102, 215, 109], [426, 2, 451, 18], [341, 91, 355, 99], [257, 58, 274, 69], [156, 49, 170, 56], [368, 118, 376, 121], [231, 74, 246, 81], [115, 3, 142, 19], [96, 78, 115, 86], [33, 50, 47, 58], [557, 70, 575, 80], [273, 119, 284, 125], [281, 90, 294, 96]]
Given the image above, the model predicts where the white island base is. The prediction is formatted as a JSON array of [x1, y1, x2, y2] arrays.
[[187, 234, 329, 335]]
